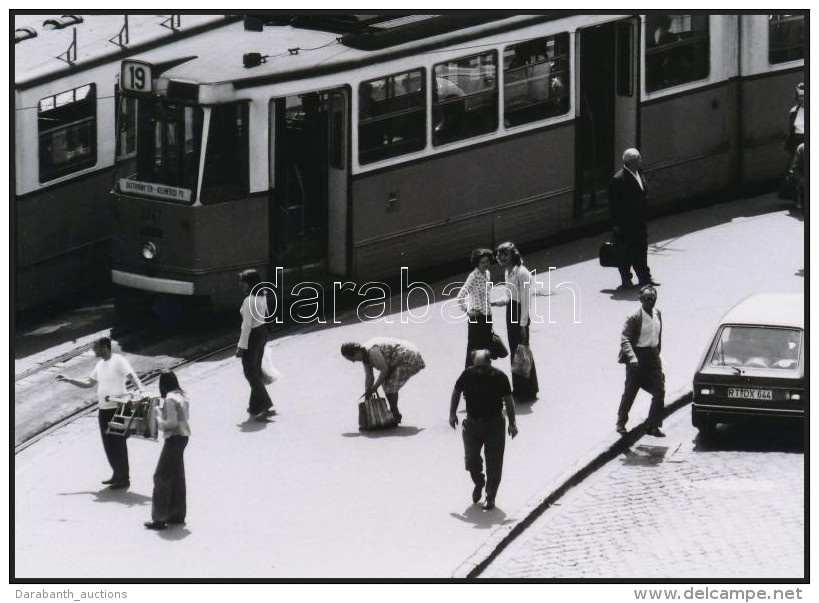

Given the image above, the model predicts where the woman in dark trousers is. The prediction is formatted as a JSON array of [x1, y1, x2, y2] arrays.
[[236, 269, 275, 421], [493, 241, 539, 402], [456, 248, 495, 367], [144, 370, 190, 530]]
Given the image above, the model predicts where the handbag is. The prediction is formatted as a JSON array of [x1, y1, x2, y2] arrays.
[[511, 344, 533, 378], [489, 331, 509, 359], [599, 241, 622, 268], [358, 392, 397, 431]]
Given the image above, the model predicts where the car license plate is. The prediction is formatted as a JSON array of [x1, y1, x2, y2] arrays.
[[727, 388, 773, 400]]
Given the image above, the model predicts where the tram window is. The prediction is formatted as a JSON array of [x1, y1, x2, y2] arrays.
[[433, 51, 498, 146], [134, 100, 203, 198], [503, 33, 569, 127], [201, 103, 249, 203], [645, 14, 710, 92], [358, 68, 426, 164], [769, 15, 804, 64], [37, 84, 97, 182], [116, 95, 137, 160]]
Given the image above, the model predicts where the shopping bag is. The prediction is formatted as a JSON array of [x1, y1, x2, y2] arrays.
[[598, 241, 622, 267], [511, 344, 533, 379], [261, 345, 280, 385], [358, 394, 396, 431], [106, 395, 159, 440], [489, 331, 509, 359]]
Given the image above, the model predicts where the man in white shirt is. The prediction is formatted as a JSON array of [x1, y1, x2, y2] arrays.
[[57, 337, 144, 489], [615, 286, 666, 437]]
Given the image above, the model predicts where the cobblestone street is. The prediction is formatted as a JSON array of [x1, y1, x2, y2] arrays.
[[481, 409, 805, 579]]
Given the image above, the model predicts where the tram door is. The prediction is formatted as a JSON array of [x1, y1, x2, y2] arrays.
[[575, 18, 639, 217], [271, 87, 349, 279]]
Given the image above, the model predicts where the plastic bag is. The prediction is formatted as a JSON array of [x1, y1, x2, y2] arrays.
[[261, 345, 281, 385], [511, 344, 533, 378]]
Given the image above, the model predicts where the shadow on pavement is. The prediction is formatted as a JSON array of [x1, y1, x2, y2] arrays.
[[787, 207, 804, 222], [58, 488, 152, 507], [601, 287, 641, 302], [238, 418, 275, 432], [693, 422, 804, 453], [512, 400, 537, 415], [450, 504, 514, 529], [157, 526, 192, 541], [342, 426, 425, 438]]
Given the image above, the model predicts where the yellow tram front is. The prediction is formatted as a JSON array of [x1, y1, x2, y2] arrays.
[[111, 59, 262, 312]]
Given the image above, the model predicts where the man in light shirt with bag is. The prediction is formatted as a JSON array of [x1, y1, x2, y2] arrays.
[[615, 285, 666, 437]]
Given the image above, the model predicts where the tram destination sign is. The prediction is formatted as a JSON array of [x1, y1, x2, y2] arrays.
[[119, 179, 192, 202]]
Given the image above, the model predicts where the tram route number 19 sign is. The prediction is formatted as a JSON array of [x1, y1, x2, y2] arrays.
[[121, 60, 153, 94]]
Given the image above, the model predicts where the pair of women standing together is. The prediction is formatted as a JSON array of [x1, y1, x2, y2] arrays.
[[457, 241, 539, 402]]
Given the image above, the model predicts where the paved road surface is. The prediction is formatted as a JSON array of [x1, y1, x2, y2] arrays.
[[13, 193, 805, 578], [481, 408, 805, 578]]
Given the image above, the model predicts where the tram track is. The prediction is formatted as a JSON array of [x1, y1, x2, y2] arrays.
[[15, 341, 97, 382], [14, 334, 236, 456]]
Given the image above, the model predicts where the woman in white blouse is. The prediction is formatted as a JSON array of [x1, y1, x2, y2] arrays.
[[236, 269, 275, 421], [456, 248, 495, 367], [493, 241, 539, 402]]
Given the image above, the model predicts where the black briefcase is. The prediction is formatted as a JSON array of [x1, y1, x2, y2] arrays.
[[598, 242, 621, 268]]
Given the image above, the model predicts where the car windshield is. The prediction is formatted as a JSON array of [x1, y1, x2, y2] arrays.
[[709, 325, 801, 370]]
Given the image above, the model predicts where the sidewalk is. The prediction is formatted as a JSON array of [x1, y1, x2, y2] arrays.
[[478, 406, 805, 578], [13, 194, 804, 578]]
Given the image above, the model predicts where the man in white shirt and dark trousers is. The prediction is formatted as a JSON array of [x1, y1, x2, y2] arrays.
[[615, 286, 666, 437], [58, 337, 144, 489]]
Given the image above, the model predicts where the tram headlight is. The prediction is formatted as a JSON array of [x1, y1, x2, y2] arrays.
[[142, 242, 157, 260]]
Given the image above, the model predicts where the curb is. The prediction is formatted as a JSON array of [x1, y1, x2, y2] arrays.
[[452, 387, 694, 579]]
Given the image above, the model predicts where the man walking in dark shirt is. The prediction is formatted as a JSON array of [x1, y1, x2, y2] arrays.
[[449, 350, 518, 510]]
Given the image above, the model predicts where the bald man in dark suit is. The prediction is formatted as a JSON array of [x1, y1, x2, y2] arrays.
[[609, 148, 660, 289]]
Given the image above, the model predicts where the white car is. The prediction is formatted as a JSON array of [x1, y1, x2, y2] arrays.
[[692, 293, 805, 434]]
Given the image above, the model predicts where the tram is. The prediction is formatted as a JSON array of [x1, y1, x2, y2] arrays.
[[13, 13, 238, 312], [109, 13, 805, 313]]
